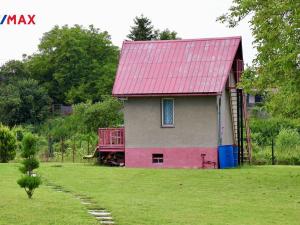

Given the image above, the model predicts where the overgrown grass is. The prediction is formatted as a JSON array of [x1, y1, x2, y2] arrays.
[[1, 163, 300, 225], [252, 146, 300, 165]]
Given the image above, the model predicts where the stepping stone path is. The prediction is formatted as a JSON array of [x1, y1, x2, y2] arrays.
[[45, 182, 115, 224]]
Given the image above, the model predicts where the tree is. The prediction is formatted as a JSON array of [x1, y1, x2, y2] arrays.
[[127, 15, 179, 41], [127, 15, 157, 40], [48, 118, 69, 162], [0, 124, 17, 163], [218, 0, 300, 118], [17, 133, 41, 199], [27, 25, 119, 104], [64, 115, 79, 162], [73, 96, 123, 133], [18, 79, 51, 124], [39, 97, 123, 162], [0, 85, 21, 126], [0, 79, 51, 126], [0, 60, 29, 83], [158, 29, 180, 40], [75, 97, 123, 154]]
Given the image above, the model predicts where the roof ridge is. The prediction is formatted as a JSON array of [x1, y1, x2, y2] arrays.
[[123, 36, 242, 44]]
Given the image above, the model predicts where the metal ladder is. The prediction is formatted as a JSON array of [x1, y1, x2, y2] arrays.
[[242, 94, 252, 163], [229, 88, 239, 146], [229, 59, 252, 164]]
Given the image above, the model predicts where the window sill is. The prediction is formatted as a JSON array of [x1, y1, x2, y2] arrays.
[[161, 125, 175, 128]]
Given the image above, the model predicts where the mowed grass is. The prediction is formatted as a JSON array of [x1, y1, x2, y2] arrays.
[[1, 163, 300, 225], [0, 163, 98, 225], [39, 163, 300, 225]]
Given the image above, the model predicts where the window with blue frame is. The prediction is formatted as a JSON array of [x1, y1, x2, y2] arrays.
[[161, 98, 174, 127]]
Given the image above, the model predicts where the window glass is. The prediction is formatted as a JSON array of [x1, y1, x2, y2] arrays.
[[162, 99, 174, 126]]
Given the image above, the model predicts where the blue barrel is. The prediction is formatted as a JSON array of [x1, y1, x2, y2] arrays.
[[218, 145, 234, 169], [233, 146, 238, 167]]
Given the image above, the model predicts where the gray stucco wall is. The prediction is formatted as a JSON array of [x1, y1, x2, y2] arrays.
[[220, 88, 234, 145], [124, 96, 218, 148]]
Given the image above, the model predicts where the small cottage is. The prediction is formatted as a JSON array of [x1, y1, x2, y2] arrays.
[[97, 36, 251, 168]]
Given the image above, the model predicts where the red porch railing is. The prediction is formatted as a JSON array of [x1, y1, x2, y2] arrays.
[[98, 128, 125, 151]]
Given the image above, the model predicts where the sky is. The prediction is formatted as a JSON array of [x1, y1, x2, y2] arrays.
[[0, 0, 255, 66]]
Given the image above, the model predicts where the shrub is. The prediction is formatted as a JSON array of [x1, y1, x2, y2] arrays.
[[250, 117, 300, 146], [11, 126, 26, 154], [12, 126, 25, 142], [276, 128, 300, 148], [17, 176, 42, 199], [73, 96, 123, 133], [17, 133, 42, 198], [0, 124, 17, 163], [252, 146, 300, 165], [250, 117, 300, 165]]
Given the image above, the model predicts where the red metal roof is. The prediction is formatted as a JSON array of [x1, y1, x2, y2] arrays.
[[112, 36, 242, 97]]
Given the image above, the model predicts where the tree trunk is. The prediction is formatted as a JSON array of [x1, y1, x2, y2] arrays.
[[48, 135, 54, 158], [61, 137, 64, 163], [72, 138, 76, 163], [47, 135, 50, 160]]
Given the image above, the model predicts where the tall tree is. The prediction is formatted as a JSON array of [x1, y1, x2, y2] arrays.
[[0, 60, 51, 126], [127, 15, 157, 41], [218, 0, 300, 118], [27, 25, 119, 104], [127, 15, 179, 41], [0, 60, 29, 83], [0, 84, 20, 125], [0, 79, 51, 126]]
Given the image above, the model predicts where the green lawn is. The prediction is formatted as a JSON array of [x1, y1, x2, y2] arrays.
[[0, 163, 98, 225], [1, 163, 300, 225]]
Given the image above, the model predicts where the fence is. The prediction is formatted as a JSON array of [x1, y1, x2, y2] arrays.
[[252, 137, 300, 165]]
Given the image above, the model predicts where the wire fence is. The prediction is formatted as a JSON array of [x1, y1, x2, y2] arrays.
[[252, 138, 300, 165]]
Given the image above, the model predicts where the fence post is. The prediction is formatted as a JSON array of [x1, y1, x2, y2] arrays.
[[271, 138, 275, 165]]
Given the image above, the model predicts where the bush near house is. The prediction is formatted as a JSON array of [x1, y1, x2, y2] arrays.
[[276, 128, 300, 147], [26, 96, 123, 163], [250, 117, 300, 165], [0, 124, 17, 163]]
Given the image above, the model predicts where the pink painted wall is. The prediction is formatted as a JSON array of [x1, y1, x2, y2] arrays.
[[125, 147, 218, 169]]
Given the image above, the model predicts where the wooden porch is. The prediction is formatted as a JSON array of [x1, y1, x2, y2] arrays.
[[98, 128, 125, 152]]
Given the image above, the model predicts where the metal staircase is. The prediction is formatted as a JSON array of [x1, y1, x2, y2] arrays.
[[229, 60, 252, 164]]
